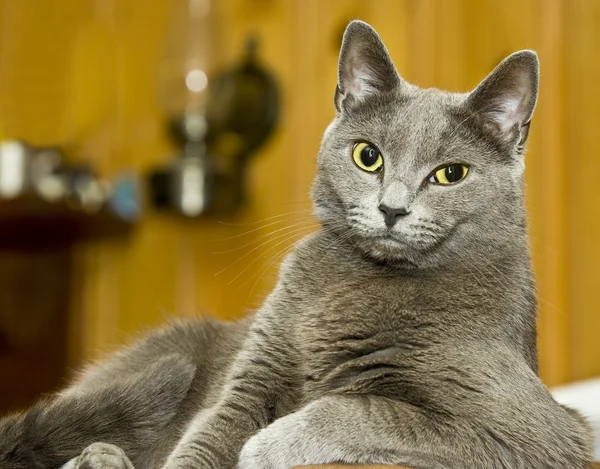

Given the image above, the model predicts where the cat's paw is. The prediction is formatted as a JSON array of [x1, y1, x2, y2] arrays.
[[238, 429, 282, 469], [69, 442, 134, 469], [237, 398, 367, 469], [238, 415, 314, 469]]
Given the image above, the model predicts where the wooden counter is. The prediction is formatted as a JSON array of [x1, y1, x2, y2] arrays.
[[298, 462, 600, 469]]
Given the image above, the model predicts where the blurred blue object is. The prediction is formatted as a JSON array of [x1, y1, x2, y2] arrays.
[[107, 172, 141, 222]]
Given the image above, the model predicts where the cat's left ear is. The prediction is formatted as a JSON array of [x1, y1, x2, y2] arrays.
[[466, 50, 539, 146], [335, 21, 402, 113]]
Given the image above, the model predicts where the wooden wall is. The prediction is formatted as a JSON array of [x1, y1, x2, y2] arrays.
[[0, 0, 599, 388]]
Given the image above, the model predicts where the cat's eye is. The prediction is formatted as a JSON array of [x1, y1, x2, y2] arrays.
[[428, 163, 469, 185], [352, 142, 383, 172]]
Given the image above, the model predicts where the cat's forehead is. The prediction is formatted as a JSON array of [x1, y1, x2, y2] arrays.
[[387, 87, 463, 133], [340, 88, 469, 163]]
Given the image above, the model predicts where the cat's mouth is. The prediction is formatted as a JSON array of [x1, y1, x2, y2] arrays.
[[359, 234, 419, 265], [343, 214, 451, 264], [369, 235, 415, 259], [359, 228, 448, 265], [373, 235, 406, 249]]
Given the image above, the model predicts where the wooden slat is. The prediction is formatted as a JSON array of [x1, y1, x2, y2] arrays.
[[408, 0, 437, 88], [564, 0, 600, 382], [533, 0, 572, 385]]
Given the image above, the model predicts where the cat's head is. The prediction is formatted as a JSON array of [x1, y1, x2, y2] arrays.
[[312, 21, 539, 268]]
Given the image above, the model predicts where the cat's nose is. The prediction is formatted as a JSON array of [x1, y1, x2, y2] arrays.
[[378, 204, 410, 227]]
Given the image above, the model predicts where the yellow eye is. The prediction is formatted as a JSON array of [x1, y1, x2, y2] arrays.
[[429, 163, 469, 185], [352, 142, 383, 172]]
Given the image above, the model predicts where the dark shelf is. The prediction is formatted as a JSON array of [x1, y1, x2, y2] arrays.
[[0, 195, 134, 248]]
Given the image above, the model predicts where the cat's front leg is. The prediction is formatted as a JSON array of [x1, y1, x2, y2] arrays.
[[238, 394, 466, 469], [162, 309, 298, 469]]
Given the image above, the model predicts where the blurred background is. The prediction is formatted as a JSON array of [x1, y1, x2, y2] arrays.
[[0, 0, 598, 432]]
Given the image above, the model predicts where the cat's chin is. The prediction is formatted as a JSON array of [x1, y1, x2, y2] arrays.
[[362, 237, 420, 266], [356, 235, 446, 269], [373, 236, 406, 250]]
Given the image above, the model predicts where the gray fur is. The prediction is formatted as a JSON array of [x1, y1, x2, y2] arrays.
[[0, 20, 594, 469], [62, 443, 134, 469]]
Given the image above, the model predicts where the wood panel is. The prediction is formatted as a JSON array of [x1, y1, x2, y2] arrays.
[[0, 248, 71, 411], [534, 0, 572, 385], [76, 0, 307, 355], [0, 0, 308, 361], [564, 0, 600, 381]]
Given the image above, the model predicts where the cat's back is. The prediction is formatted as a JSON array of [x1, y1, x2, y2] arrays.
[[69, 316, 251, 402]]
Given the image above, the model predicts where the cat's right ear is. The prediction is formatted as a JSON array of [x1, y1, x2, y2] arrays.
[[335, 21, 402, 113], [465, 50, 539, 147]]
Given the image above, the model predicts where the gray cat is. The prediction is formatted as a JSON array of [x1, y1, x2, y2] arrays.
[[0, 20, 594, 469]]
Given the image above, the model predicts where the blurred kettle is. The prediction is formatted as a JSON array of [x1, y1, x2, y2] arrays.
[[148, 36, 280, 218]]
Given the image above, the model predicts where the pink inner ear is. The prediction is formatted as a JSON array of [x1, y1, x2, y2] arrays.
[[488, 96, 522, 131], [350, 66, 379, 97], [344, 52, 380, 99], [468, 51, 539, 138], [485, 78, 535, 133], [338, 23, 402, 105]]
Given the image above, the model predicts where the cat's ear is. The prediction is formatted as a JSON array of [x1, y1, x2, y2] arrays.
[[465, 50, 539, 146], [335, 20, 402, 113]]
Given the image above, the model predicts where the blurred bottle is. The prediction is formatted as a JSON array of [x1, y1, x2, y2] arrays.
[[153, 0, 222, 217], [158, 0, 222, 124]]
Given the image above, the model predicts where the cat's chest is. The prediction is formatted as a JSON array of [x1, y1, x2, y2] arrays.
[[296, 277, 459, 399], [282, 245, 503, 402]]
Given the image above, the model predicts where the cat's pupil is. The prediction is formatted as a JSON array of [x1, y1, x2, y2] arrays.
[[360, 146, 379, 167], [445, 164, 463, 182]]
